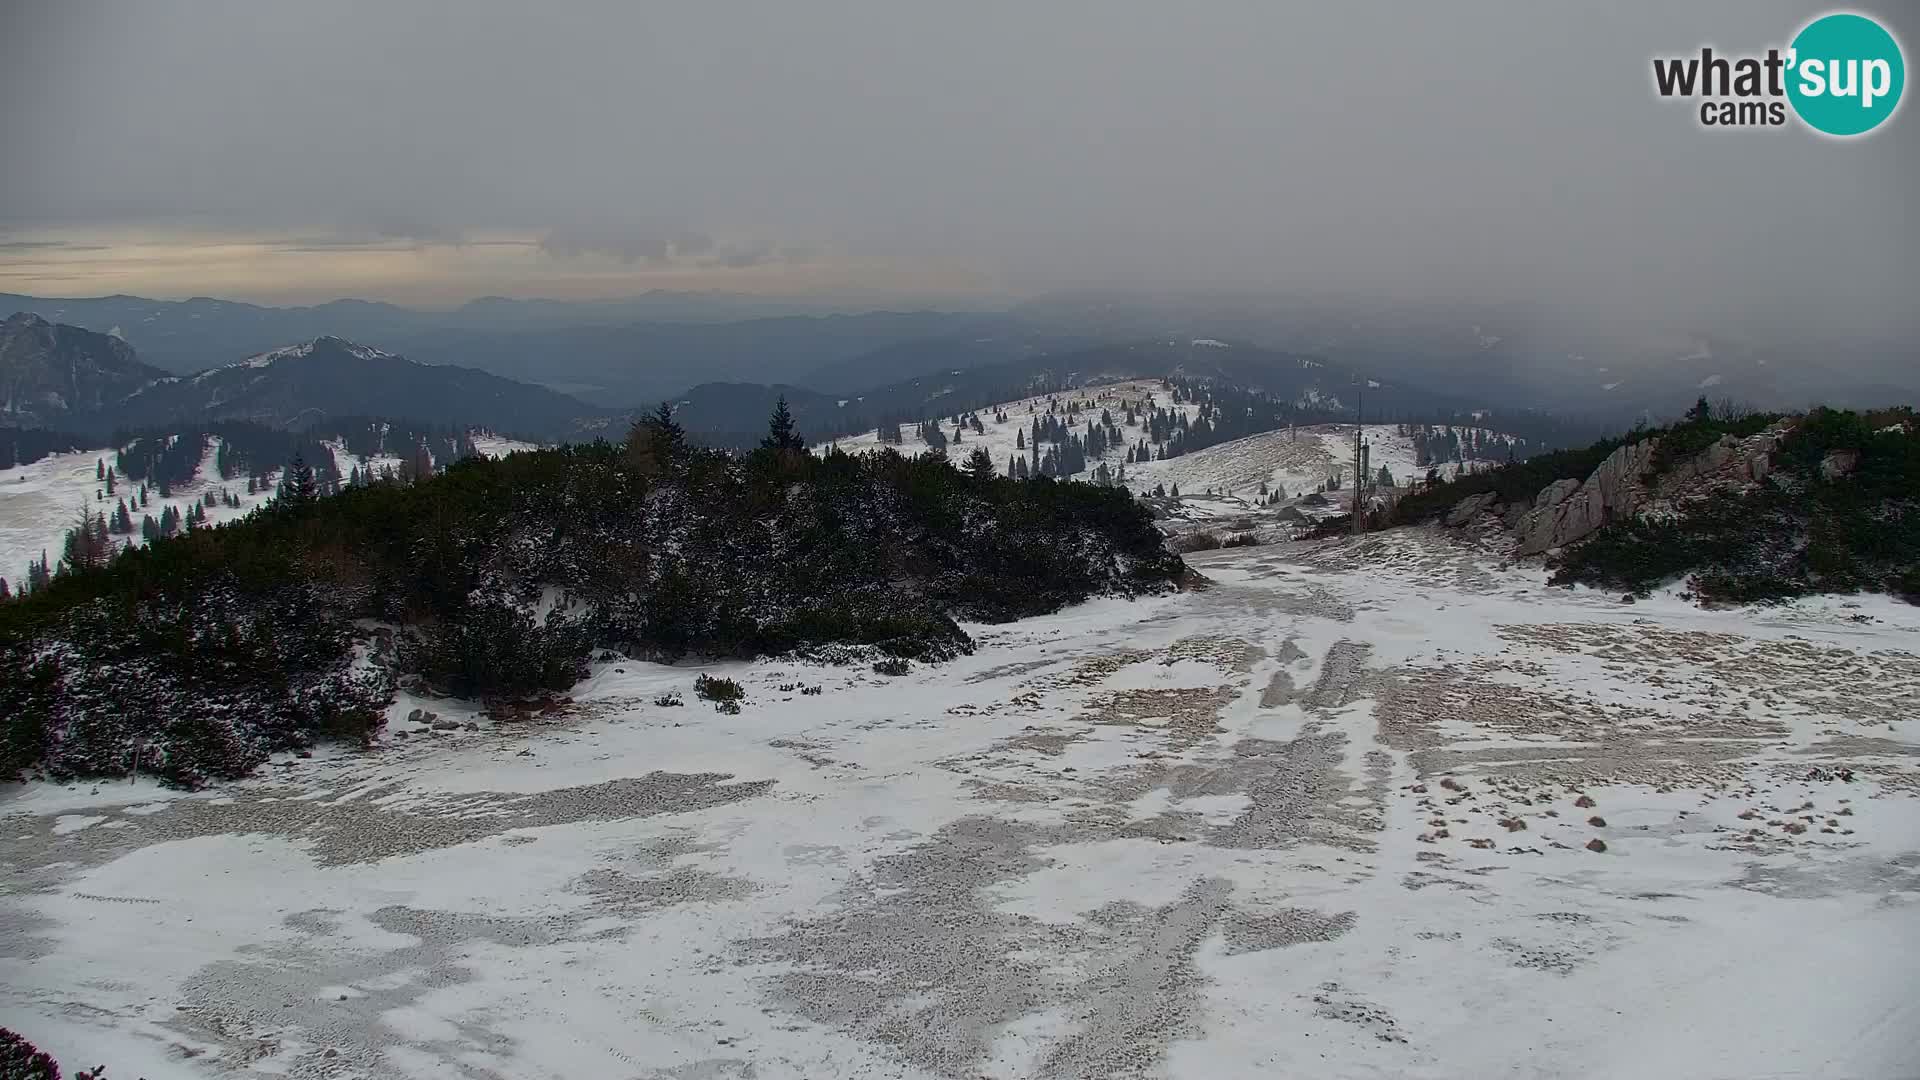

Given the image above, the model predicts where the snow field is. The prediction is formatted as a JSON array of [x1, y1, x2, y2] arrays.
[[3, 530, 1915, 1078]]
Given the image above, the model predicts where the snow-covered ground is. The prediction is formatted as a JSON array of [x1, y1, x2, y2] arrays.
[[3, 530, 1916, 1079], [327, 431, 541, 483], [0, 438, 275, 588], [0, 434, 544, 587], [1122, 423, 1487, 508], [467, 433, 540, 459]]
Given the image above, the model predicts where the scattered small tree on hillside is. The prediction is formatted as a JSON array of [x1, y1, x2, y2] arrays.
[[647, 400, 688, 455], [761, 396, 806, 452], [58, 505, 113, 574], [626, 400, 689, 476], [283, 453, 318, 505]]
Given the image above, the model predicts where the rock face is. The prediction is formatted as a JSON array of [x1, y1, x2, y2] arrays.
[[1535, 478, 1582, 512], [1657, 428, 1784, 493], [1512, 439, 1661, 556], [1465, 420, 1792, 556], [1820, 449, 1861, 480], [0, 312, 170, 426], [1444, 491, 1499, 527]]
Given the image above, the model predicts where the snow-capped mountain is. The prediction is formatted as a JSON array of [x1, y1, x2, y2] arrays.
[[0, 315, 603, 438], [115, 334, 596, 434]]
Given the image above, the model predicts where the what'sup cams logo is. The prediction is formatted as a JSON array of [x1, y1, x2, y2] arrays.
[[1653, 11, 1905, 136]]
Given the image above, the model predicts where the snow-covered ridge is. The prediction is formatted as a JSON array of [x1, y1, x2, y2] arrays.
[[818, 379, 1520, 526], [469, 433, 540, 458], [193, 338, 406, 383]]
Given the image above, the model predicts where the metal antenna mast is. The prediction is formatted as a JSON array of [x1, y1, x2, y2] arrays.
[[1351, 379, 1365, 535]]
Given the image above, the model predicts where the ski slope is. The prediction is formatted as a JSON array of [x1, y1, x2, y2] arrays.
[[1115, 422, 1496, 504], [468, 433, 540, 459], [0, 438, 276, 590], [0, 434, 544, 589], [823, 378, 1200, 479]]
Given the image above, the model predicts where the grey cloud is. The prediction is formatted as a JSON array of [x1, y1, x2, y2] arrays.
[[0, 0, 1913, 341], [0, 240, 110, 252], [273, 222, 467, 253], [539, 223, 714, 263], [0, 269, 89, 281], [367, 219, 467, 247], [715, 242, 779, 269]]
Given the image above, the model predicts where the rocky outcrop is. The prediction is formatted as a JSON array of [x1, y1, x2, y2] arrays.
[[1820, 449, 1860, 480], [1499, 499, 1531, 531], [1655, 426, 1785, 494], [1535, 478, 1582, 512], [1444, 491, 1499, 527], [1512, 438, 1660, 555], [1474, 420, 1792, 556]]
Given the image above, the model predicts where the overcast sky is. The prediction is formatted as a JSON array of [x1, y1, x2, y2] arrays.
[[1, 1, 1913, 332]]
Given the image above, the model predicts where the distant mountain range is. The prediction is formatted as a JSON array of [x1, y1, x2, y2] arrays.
[[0, 291, 1017, 406], [116, 336, 597, 435], [0, 312, 598, 439], [661, 338, 1497, 447], [390, 313, 1028, 407], [6, 289, 1908, 447]]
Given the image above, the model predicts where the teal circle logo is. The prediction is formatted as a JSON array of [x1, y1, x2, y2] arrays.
[[1787, 13, 1905, 136]]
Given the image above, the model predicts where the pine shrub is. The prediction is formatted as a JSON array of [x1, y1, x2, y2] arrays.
[[0, 431, 1186, 784]]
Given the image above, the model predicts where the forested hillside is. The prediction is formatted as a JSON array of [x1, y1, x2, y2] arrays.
[[0, 408, 1184, 787]]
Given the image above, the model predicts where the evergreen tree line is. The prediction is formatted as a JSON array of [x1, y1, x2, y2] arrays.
[[103, 418, 494, 500], [1, 422, 503, 602], [1403, 423, 1521, 468], [0, 428, 91, 471], [116, 432, 211, 492]]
